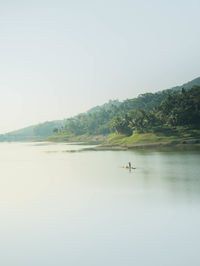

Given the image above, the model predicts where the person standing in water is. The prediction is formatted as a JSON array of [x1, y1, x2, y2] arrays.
[[128, 162, 131, 169]]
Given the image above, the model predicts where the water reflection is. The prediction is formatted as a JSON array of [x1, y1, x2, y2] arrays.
[[0, 142, 200, 266], [125, 149, 200, 201]]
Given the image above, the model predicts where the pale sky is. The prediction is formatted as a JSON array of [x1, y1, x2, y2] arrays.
[[0, 0, 200, 133]]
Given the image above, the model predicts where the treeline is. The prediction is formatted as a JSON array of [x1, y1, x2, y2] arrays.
[[111, 86, 200, 135], [58, 100, 120, 136], [57, 89, 178, 136], [0, 120, 63, 142]]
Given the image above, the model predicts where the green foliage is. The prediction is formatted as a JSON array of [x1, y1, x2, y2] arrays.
[[58, 90, 175, 137], [33, 121, 62, 137], [111, 86, 200, 135], [157, 86, 200, 127], [106, 127, 200, 147], [0, 121, 63, 142], [52, 128, 58, 134], [60, 103, 120, 136], [55, 86, 200, 138], [128, 109, 160, 132], [110, 114, 132, 135]]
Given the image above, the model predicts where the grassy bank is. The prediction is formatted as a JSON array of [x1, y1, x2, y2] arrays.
[[100, 127, 200, 149], [46, 127, 200, 150]]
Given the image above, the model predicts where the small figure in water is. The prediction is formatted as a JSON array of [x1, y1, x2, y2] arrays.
[[124, 162, 136, 170]]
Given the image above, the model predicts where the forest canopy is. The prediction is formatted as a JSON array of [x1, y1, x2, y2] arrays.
[[57, 86, 200, 137], [110, 86, 200, 135]]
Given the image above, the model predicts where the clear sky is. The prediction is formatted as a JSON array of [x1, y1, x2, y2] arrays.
[[0, 0, 200, 133]]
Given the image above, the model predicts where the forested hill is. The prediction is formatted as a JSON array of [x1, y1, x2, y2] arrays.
[[0, 100, 121, 142], [48, 77, 200, 140], [110, 86, 200, 136], [55, 91, 169, 137], [1, 76, 200, 142], [0, 121, 63, 142], [168, 76, 200, 92], [120, 77, 200, 112]]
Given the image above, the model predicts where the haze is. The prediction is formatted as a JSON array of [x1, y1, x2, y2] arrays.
[[0, 0, 200, 133]]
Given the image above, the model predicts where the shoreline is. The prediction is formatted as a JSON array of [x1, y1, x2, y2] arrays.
[[45, 129, 200, 152], [94, 140, 200, 151]]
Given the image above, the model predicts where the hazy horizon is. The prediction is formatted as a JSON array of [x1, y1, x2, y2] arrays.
[[0, 0, 200, 133]]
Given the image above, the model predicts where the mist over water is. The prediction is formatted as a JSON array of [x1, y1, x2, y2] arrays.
[[0, 142, 200, 266]]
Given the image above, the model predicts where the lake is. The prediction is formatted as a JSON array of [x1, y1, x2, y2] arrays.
[[0, 142, 200, 266]]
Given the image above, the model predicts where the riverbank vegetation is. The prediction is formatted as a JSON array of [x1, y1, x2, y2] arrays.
[[47, 86, 200, 147], [47, 90, 177, 141], [110, 87, 200, 135]]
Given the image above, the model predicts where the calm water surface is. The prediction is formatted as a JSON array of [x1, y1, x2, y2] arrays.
[[0, 142, 200, 266]]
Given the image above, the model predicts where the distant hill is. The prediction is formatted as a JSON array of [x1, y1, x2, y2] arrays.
[[0, 100, 121, 142], [168, 76, 200, 92], [87, 100, 121, 114], [1, 76, 199, 142], [0, 121, 63, 142], [114, 77, 200, 115]]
